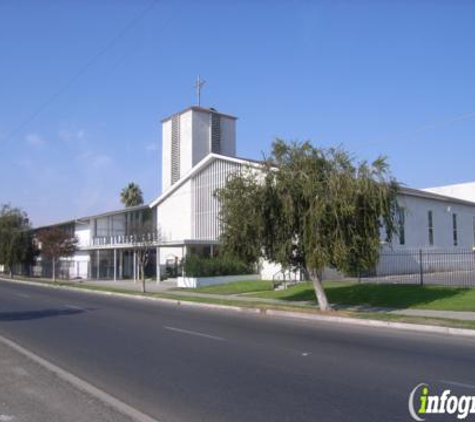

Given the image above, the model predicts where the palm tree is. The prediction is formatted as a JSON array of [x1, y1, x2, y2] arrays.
[[120, 183, 144, 207]]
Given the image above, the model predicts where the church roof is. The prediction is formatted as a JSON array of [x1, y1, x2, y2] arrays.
[[161, 106, 238, 123], [150, 153, 260, 208]]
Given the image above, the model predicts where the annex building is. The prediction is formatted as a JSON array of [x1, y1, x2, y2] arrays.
[[33, 105, 475, 283]]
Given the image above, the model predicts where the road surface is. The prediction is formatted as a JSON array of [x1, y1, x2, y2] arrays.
[[0, 279, 474, 421]]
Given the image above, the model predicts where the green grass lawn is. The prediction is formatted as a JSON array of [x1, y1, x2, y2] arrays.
[[251, 281, 475, 312], [178, 280, 273, 295]]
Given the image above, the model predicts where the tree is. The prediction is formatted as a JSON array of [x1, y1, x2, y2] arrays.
[[37, 227, 78, 281], [129, 214, 161, 293], [216, 140, 399, 311], [0, 205, 36, 277], [120, 183, 144, 207]]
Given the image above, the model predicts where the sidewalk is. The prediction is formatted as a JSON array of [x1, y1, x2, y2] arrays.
[[6, 276, 475, 323], [0, 338, 132, 422], [164, 290, 475, 322]]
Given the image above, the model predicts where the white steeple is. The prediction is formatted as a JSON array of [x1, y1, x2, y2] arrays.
[[161, 106, 237, 192]]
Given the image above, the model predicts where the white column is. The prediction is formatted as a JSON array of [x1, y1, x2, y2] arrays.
[[96, 250, 100, 280], [182, 245, 187, 277], [113, 249, 117, 282], [156, 247, 160, 283], [133, 250, 137, 282], [119, 250, 123, 280]]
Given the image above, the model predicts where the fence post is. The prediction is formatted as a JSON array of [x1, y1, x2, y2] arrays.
[[419, 249, 424, 286]]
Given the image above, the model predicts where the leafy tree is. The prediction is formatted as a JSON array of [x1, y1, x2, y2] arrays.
[[120, 182, 144, 207], [0, 205, 36, 277], [37, 227, 78, 281], [216, 140, 399, 311]]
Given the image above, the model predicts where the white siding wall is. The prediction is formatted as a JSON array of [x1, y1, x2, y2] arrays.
[[192, 159, 242, 240]]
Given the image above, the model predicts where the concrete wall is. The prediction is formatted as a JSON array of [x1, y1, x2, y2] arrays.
[[179, 110, 193, 179], [177, 274, 259, 288], [192, 110, 213, 167]]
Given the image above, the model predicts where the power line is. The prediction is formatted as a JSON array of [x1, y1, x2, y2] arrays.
[[360, 110, 475, 148], [0, 0, 160, 149]]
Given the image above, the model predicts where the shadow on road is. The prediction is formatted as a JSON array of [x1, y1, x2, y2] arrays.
[[0, 307, 91, 322]]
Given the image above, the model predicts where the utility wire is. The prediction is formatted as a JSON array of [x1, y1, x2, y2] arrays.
[[0, 0, 159, 149], [359, 111, 475, 148]]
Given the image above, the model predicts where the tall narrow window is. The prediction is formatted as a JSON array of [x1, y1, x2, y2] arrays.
[[428, 210, 434, 246], [398, 207, 405, 245], [210, 113, 221, 154], [452, 213, 458, 246], [171, 115, 180, 184]]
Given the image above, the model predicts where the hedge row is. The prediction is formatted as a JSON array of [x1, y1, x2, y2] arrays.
[[183, 255, 255, 277]]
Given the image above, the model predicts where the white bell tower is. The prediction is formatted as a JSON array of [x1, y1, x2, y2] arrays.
[[161, 106, 237, 192]]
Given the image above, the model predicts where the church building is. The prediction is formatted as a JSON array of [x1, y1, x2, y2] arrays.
[[32, 104, 475, 284]]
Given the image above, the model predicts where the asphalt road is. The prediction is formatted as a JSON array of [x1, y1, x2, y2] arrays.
[[0, 279, 474, 422]]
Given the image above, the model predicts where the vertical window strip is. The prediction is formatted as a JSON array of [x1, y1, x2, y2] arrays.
[[428, 210, 434, 246], [171, 115, 180, 184], [211, 113, 221, 154], [398, 207, 405, 245], [453, 213, 458, 246]]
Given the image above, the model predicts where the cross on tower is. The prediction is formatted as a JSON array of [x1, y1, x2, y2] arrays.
[[194, 75, 206, 106]]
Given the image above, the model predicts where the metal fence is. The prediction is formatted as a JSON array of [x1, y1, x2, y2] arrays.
[[4, 248, 475, 287], [358, 248, 475, 287]]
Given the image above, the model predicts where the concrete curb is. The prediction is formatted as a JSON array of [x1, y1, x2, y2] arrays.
[[2, 277, 475, 339], [0, 334, 159, 422]]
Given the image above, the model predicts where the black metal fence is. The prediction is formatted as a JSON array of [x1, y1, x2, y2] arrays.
[[3, 248, 475, 287], [358, 248, 475, 287]]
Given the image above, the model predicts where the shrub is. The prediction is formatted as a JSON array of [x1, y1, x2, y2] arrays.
[[183, 255, 255, 277]]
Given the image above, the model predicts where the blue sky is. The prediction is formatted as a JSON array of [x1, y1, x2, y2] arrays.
[[1, 0, 474, 226]]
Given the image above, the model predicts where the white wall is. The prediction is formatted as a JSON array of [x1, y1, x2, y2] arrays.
[[394, 194, 475, 249], [177, 274, 259, 288], [192, 110, 212, 166], [179, 110, 193, 178], [156, 180, 193, 241], [192, 158, 242, 240], [75, 224, 91, 248], [68, 251, 90, 279], [161, 108, 237, 193]]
